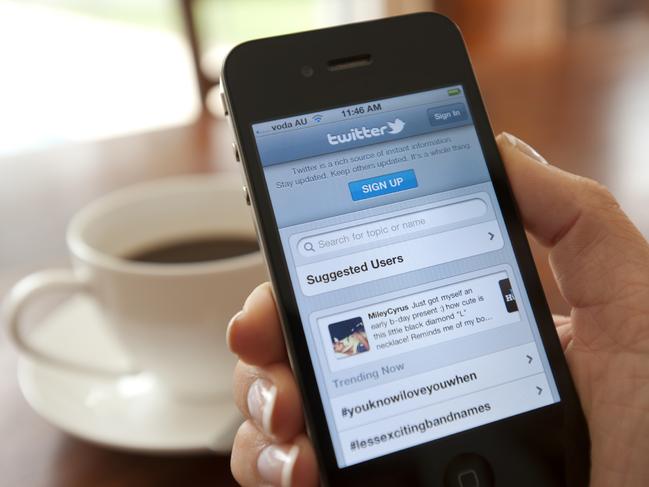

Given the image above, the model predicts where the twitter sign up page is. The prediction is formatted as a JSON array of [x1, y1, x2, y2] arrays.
[[252, 86, 559, 467]]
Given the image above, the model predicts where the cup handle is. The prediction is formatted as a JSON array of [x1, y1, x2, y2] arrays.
[[2, 269, 137, 375]]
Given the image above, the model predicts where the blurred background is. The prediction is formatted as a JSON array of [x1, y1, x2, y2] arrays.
[[1, 0, 648, 485]]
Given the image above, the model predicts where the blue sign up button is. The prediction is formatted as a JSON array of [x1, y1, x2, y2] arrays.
[[348, 169, 418, 201]]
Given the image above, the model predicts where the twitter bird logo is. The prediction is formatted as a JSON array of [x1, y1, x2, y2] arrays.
[[386, 118, 405, 134]]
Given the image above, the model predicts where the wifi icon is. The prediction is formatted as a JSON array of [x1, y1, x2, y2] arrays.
[[312, 114, 323, 123]]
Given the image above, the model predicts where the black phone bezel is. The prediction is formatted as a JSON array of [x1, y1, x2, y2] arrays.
[[222, 13, 589, 486]]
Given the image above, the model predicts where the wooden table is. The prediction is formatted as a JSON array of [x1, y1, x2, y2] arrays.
[[1, 18, 648, 487]]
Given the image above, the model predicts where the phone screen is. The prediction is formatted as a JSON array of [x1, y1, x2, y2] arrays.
[[251, 85, 559, 468]]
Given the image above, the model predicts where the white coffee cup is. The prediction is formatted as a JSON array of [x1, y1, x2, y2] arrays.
[[3, 175, 266, 398]]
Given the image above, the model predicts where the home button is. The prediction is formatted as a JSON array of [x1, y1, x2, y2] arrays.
[[444, 453, 494, 487]]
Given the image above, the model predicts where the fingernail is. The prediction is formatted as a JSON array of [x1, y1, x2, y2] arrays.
[[257, 444, 299, 487], [502, 132, 548, 165], [225, 310, 243, 351], [247, 378, 277, 436]]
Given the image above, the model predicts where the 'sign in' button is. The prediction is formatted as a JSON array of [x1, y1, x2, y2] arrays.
[[348, 169, 418, 201]]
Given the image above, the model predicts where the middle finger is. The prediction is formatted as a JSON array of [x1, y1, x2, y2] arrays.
[[234, 360, 305, 441]]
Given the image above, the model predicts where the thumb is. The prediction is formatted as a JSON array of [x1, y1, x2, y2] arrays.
[[497, 133, 649, 309]]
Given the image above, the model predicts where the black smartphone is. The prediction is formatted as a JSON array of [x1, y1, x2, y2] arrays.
[[222, 13, 589, 487]]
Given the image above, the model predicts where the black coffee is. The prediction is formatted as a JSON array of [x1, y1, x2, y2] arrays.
[[127, 237, 259, 264]]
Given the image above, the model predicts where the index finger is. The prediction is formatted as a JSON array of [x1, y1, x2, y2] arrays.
[[227, 282, 288, 366]]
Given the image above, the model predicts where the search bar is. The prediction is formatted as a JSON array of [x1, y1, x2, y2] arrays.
[[298, 198, 487, 257]]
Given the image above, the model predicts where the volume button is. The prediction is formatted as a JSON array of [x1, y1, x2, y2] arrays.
[[242, 185, 251, 206], [220, 91, 229, 116], [232, 142, 241, 162]]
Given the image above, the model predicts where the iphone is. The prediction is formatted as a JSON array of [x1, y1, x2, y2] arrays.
[[221, 13, 589, 486]]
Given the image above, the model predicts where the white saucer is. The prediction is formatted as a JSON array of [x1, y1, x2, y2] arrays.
[[17, 295, 242, 454]]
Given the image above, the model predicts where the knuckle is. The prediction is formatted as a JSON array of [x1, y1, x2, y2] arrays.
[[230, 423, 250, 483], [233, 361, 259, 409], [233, 360, 254, 383], [231, 421, 269, 486], [579, 177, 620, 212]]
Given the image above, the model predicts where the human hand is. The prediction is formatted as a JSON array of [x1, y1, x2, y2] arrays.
[[227, 133, 649, 487]]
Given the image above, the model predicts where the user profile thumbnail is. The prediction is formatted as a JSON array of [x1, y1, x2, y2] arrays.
[[328, 317, 370, 358]]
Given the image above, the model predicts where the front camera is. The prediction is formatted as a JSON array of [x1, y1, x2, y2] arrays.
[[301, 65, 314, 78]]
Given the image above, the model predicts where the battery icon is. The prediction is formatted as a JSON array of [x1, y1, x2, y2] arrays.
[[447, 88, 461, 96]]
